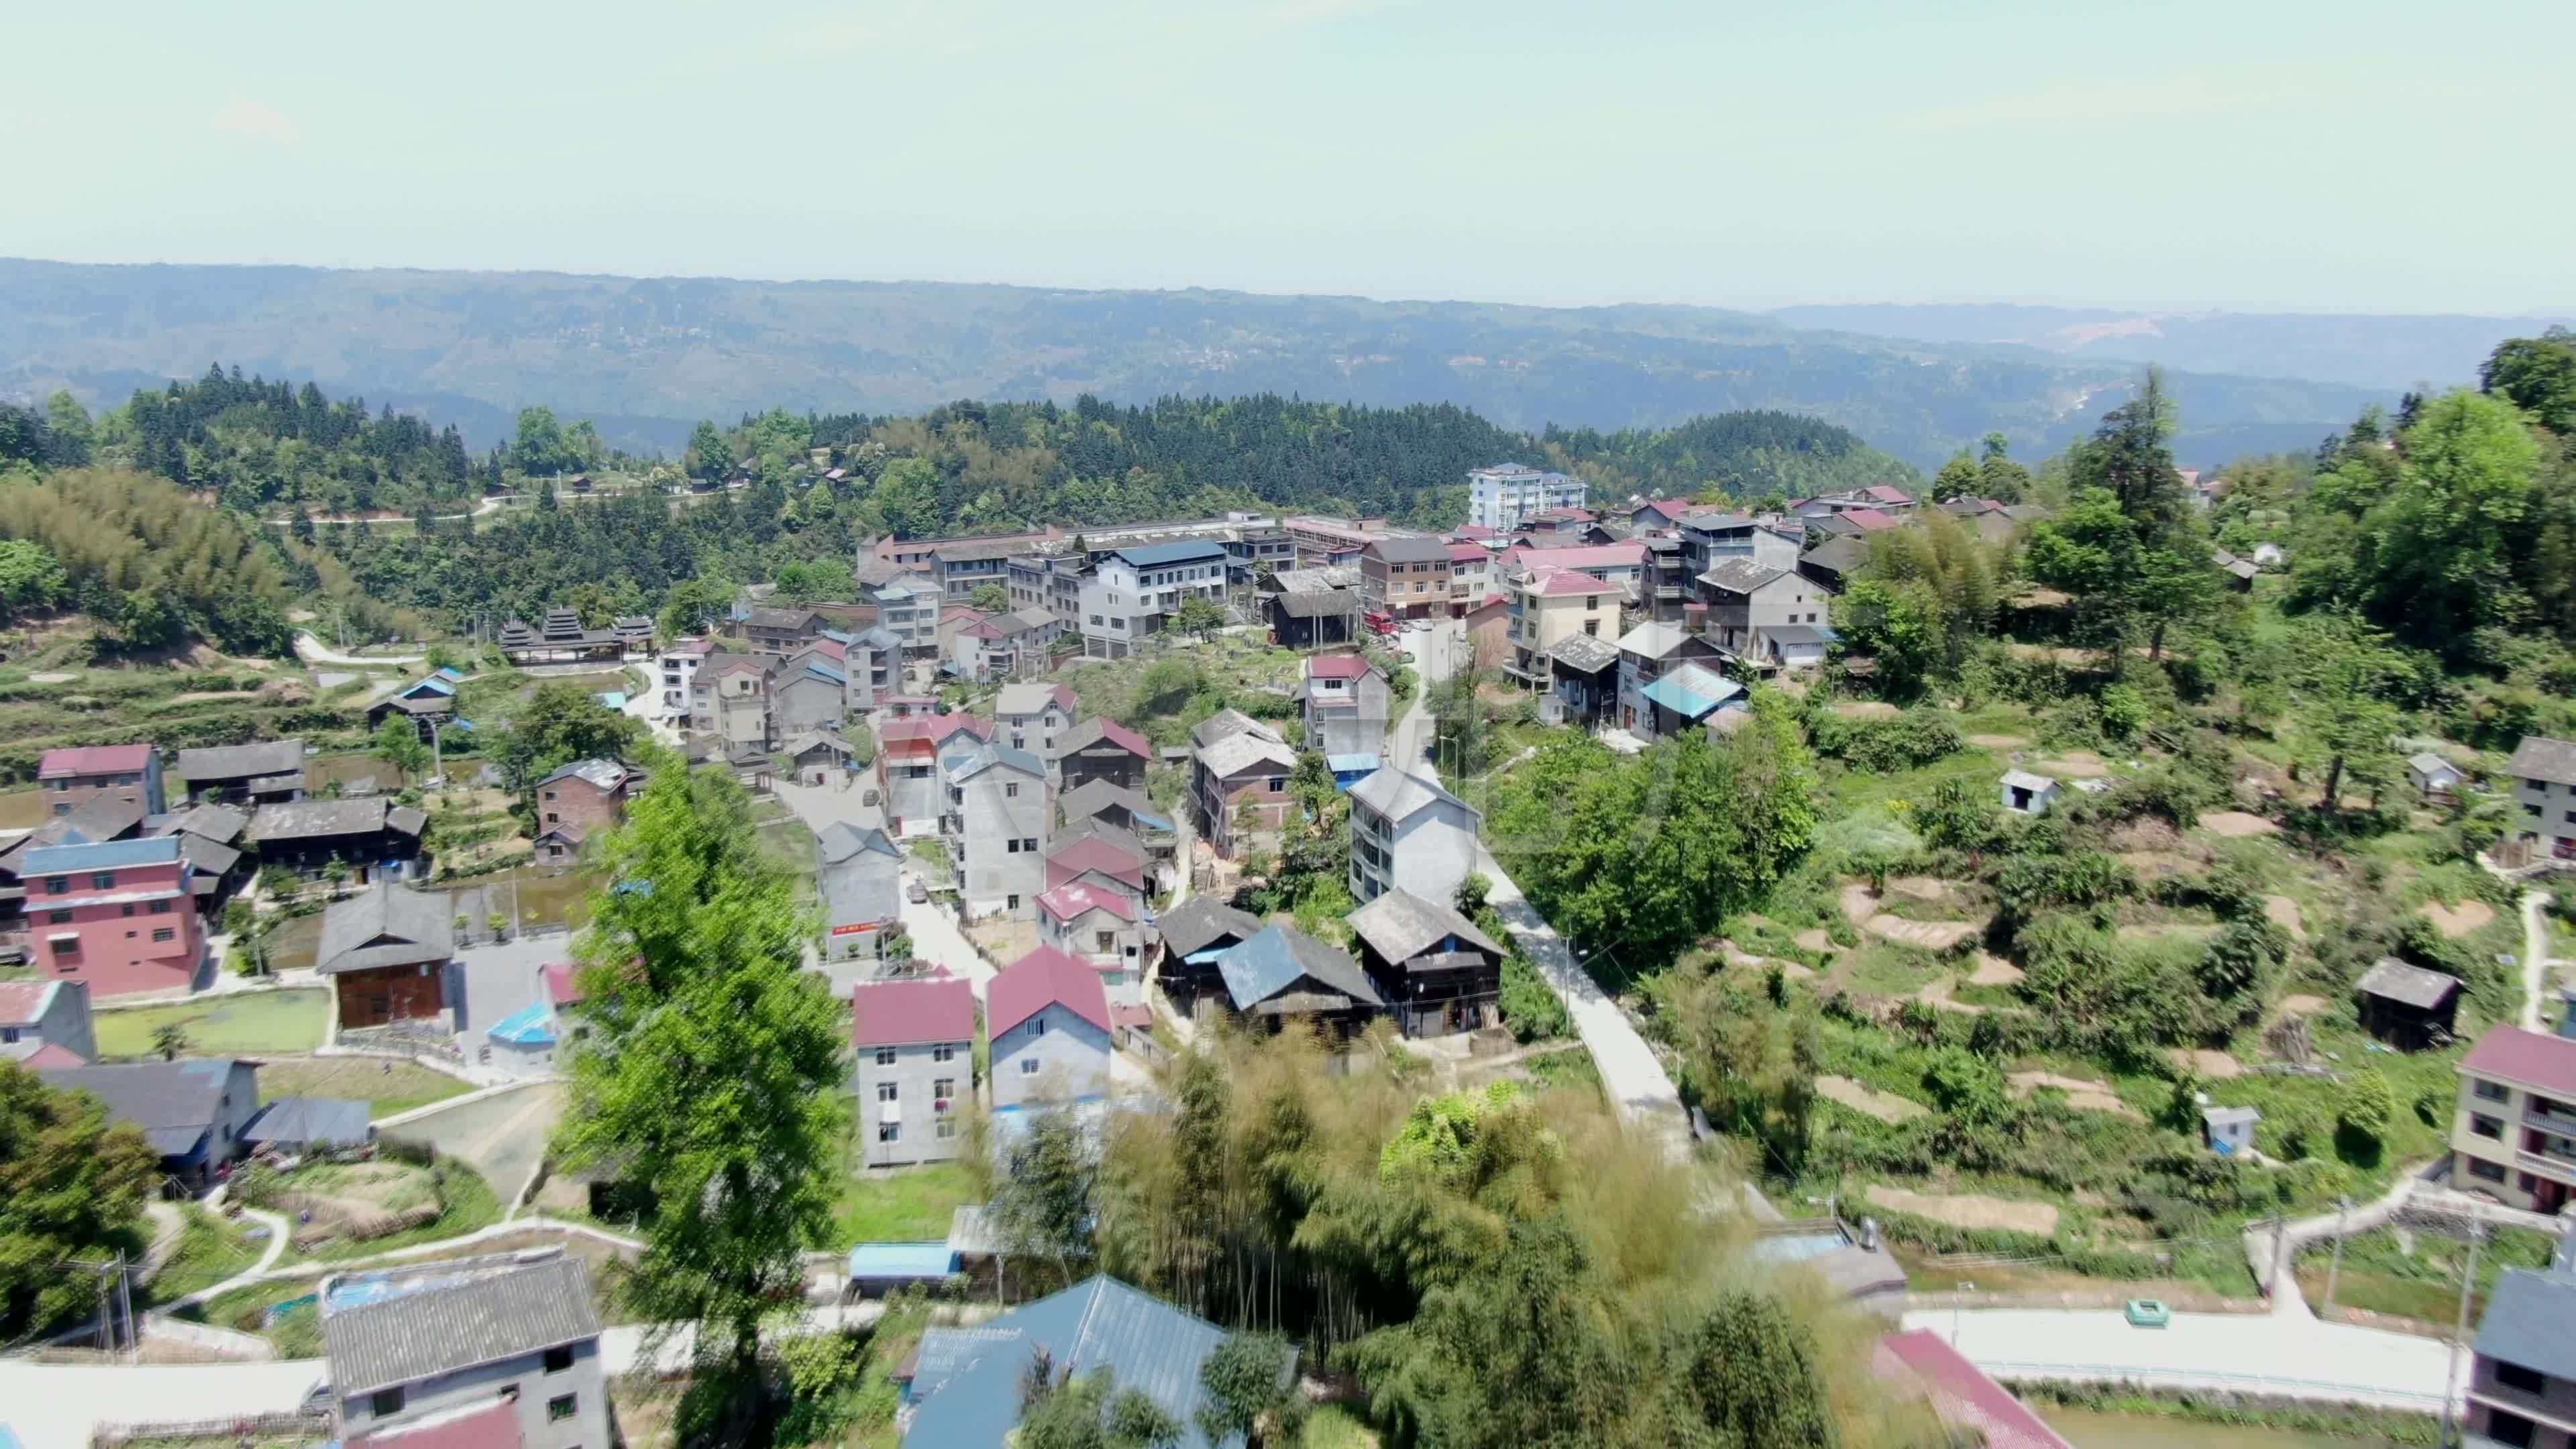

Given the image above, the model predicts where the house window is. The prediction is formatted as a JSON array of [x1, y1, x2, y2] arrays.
[[121, 904, 135, 918], [2496, 1360, 2547, 1395], [1265, 776, 1285, 794], [1096, 930, 1116, 952], [2485, 1409, 2538, 1448], [90, 873, 115, 890], [1006, 782, 1020, 798], [933, 1077, 956, 1102], [936, 1118, 959, 1139], [548, 1393, 578, 1423], [932, 1044, 955, 1063], [1020, 838, 1037, 853], [877, 1122, 901, 1142], [1007, 894, 1020, 910], [2469, 1157, 2508, 1183], [874, 1047, 895, 1067], [2475, 1080, 2512, 1103], [44, 877, 66, 894], [2472, 1114, 2504, 1139], [371, 1387, 407, 1417], [0, 1028, 13, 1043], [46, 910, 71, 926], [151, 928, 174, 943], [877, 1081, 898, 1102], [1020, 1057, 1040, 1075], [545, 1345, 575, 1374], [149, 900, 170, 915], [1028, 1014, 1047, 1038], [1008, 839, 1022, 853], [1583, 619, 1599, 636], [48, 937, 75, 957]]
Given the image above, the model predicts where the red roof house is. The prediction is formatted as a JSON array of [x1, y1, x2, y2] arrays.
[[1306, 653, 1375, 682], [38, 745, 156, 778], [2459, 1025, 2576, 1101], [1038, 880, 1140, 925], [1044, 835, 1146, 892], [987, 946, 1111, 1038], [851, 975, 977, 1050], [541, 961, 584, 1008]]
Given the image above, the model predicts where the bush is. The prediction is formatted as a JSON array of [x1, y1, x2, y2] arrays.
[[1499, 954, 1571, 1042], [2338, 1068, 2395, 1151]]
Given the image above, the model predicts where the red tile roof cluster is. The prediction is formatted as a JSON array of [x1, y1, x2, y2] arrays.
[[1447, 541, 1491, 562], [2459, 1025, 2576, 1100], [1519, 566, 1621, 596], [1843, 508, 1900, 531], [542, 961, 584, 1008], [0, 980, 59, 1023], [852, 975, 977, 1049], [1452, 523, 1498, 540], [38, 744, 154, 777], [1306, 653, 1375, 681], [989, 946, 1111, 1037], [1864, 486, 1915, 506], [1038, 880, 1138, 924], [1501, 541, 1645, 572], [1076, 717, 1151, 759]]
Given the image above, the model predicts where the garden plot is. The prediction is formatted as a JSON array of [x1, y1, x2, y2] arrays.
[[2171, 1047, 2245, 1080], [2197, 810, 2281, 838], [1838, 882, 1987, 951], [1864, 1183, 2060, 1236], [2008, 1070, 2143, 1120], [1966, 953, 2025, 987], [2032, 750, 2110, 778], [1827, 701, 1899, 720], [1816, 1075, 1929, 1124], [2422, 900, 2494, 938], [1964, 733, 2029, 749]]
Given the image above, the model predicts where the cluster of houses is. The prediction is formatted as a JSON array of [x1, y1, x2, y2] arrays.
[[0, 740, 435, 996]]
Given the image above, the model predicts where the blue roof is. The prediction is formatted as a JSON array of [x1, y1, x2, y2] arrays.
[[1214, 924, 1381, 1012], [399, 676, 457, 698], [904, 1277, 1266, 1448], [802, 662, 847, 687], [847, 1241, 959, 1280], [244, 1096, 372, 1148], [434, 666, 468, 682], [594, 690, 627, 710], [949, 743, 1044, 782], [1113, 539, 1230, 569], [23, 835, 182, 872], [1326, 753, 1382, 774], [487, 1002, 557, 1046], [1637, 662, 1743, 721]]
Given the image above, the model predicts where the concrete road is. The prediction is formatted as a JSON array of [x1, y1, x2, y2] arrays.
[[769, 776, 998, 1000], [293, 633, 424, 667], [376, 1080, 564, 1206], [1897, 1305, 2465, 1415], [1394, 619, 1693, 1159]]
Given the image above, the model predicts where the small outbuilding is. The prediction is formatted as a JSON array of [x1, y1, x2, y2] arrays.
[[244, 1096, 374, 1156], [2355, 956, 2463, 1050], [2000, 769, 2061, 816], [2201, 1104, 2261, 1157], [2408, 752, 2467, 796]]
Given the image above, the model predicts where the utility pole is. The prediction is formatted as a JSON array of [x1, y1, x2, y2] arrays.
[[2270, 1212, 2290, 1302], [2323, 1195, 2351, 1316], [2443, 1204, 2486, 1448], [113, 1250, 133, 1358]]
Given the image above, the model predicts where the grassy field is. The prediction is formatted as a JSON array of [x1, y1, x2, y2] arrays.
[[144, 1205, 266, 1306], [254, 1055, 474, 1117], [2296, 1223, 2557, 1326], [294, 1157, 502, 1260], [828, 1160, 981, 1246], [94, 989, 330, 1058]]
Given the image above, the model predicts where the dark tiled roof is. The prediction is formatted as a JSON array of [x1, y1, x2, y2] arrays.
[[316, 885, 455, 976], [1546, 633, 1620, 674], [2509, 736, 2576, 786], [2475, 1268, 2576, 1383], [2355, 957, 2461, 1010], [1364, 536, 1454, 565], [321, 1252, 602, 1396], [1344, 888, 1504, 965], [37, 1059, 253, 1157], [1218, 924, 1382, 1012], [1698, 559, 1790, 595], [176, 739, 305, 782], [1154, 896, 1264, 960]]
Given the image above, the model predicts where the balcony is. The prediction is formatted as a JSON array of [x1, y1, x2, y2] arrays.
[[2527, 1102, 2576, 1136], [2515, 1144, 2576, 1185]]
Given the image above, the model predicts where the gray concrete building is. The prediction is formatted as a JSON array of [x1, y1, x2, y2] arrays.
[[851, 975, 977, 1167], [945, 741, 1049, 920], [2510, 735, 2576, 862], [1348, 767, 1482, 907], [319, 1248, 607, 1449], [818, 822, 904, 963]]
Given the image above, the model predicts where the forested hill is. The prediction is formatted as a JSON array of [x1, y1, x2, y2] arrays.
[[0, 258, 2384, 470]]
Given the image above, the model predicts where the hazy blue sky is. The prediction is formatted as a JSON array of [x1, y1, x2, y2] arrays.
[[9, 0, 2567, 313]]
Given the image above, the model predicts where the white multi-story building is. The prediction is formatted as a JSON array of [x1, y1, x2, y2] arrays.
[[1076, 541, 1230, 659], [1466, 464, 1588, 533]]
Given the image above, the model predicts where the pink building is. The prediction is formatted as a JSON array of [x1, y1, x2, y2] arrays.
[[22, 836, 205, 998]]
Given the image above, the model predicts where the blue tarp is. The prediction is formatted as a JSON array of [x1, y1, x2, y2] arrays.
[[847, 1241, 959, 1280], [487, 1001, 557, 1046], [594, 690, 627, 710], [1637, 663, 1743, 721]]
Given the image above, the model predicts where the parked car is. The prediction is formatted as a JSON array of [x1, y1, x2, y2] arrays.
[[906, 877, 928, 904], [2123, 1298, 2170, 1328]]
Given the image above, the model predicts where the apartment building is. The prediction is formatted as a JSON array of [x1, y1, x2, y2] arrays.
[[994, 682, 1077, 757], [1189, 710, 1298, 859], [851, 975, 975, 1167], [1502, 565, 1621, 688], [2510, 737, 2576, 861], [1695, 559, 1832, 665], [1466, 463, 1587, 532], [656, 636, 710, 716], [1284, 516, 1385, 568], [1077, 540, 1230, 659], [23, 836, 203, 998], [1348, 767, 1481, 907], [688, 655, 773, 748], [1360, 536, 1456, 619], [945, 741, 1049, 921], [36, 744, 166, 818], [870, 574, 944, 656], [2453, 1019, 2576, 1216], [2463, 1236, 2576, 1449], [1677, 513, 1804, 580], [320, 1250, 607, 1449]]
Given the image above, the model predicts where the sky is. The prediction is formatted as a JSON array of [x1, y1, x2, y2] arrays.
[[6, 0, 2569, 315]]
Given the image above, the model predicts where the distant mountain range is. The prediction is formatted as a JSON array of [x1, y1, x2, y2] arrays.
[[1766, 304, 2572, 394], [0, 258, 2443, 470]]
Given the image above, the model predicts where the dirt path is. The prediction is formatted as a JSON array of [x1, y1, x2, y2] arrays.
[[1794, 928, 1833, 955], [1840, 881, 1986, 949], [1864, 1183, 2060, 1236], [2034, 751, 2110, 778], [2009, 1070, 2143, 1119], [2116, 922, 2221, 945], [2263, 896, 2306, 941], [1829, 701, 1899, 720], [2171, 1047, 2245, 1080], [1966, 953, 2025, 987], [1914, 977, 1984, 1015], [1967, 733, 2029, 749], [1817, 1075, 1929, 1124], [2198, 810, 2281, 838]]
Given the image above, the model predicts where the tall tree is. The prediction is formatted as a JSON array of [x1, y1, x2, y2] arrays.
[[555, 759, 849, 1440], [2287, 614, 2404, 812], [0, 1065, 158, 1340], [2025, 369, 2216, 667]]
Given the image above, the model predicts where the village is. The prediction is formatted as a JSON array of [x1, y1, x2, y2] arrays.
[[7, 453, 2576, 1449]]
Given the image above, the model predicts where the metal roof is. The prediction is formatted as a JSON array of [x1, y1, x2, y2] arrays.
[[905, 1277, 1273, 1449], [534, 758, 629, 793], [946, 741, 1045, 784], [245, 797, 416, 843], [1546, 633, 1620, 674], [1112, 539, 1230, 569], [2000, 769, 2059, 793], [244, 1095, 373, 1148], [38, 743, 155, 777], [1637, 663, 1743, 720], [21, 835, 181, 872], [988, 945, 1112, 1038], [1059, 716, 1152, 759], [1617, 621, 1693, 659], [486, 1002, 557, 1046], [847, 1241, 958, 1280], [852, 975, 977, 1049], [1697, 558, 1792, 595], [321, 1251, 602, 1397], [817, 822, 901, 865], [1196, 731, 1299, 781], [2458, 1025, 2576, 1100], [2476, 1267, 2576, 1383], [1216, 924, 1381, 1013]]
